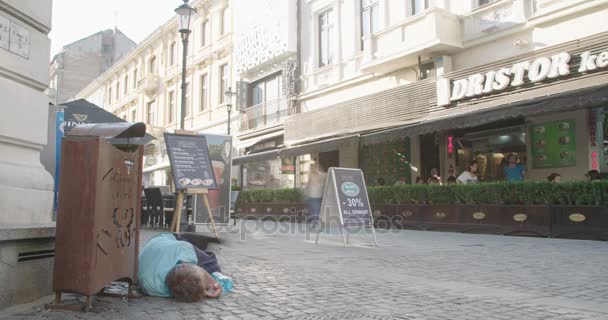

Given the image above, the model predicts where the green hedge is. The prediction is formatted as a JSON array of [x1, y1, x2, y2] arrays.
[[237, 181, 608, 206], [367, 181, 608, 206]]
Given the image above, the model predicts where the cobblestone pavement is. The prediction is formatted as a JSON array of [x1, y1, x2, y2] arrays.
[[2, 222, 608, 320]]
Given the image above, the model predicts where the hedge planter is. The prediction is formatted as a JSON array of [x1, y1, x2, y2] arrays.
[[419, 205, 462, 232], [234, 202, 306, 222], [389, 205, 426, 230], [458, 205, 504, 235], [500, 205, 551, 237], [551, 206, 608, 240]]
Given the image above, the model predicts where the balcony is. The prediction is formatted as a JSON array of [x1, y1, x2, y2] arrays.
[[241, 97, 290, 132], [361, 7, 462, 74], [138, 74, 161, 97], [463, 0, 529, 43]]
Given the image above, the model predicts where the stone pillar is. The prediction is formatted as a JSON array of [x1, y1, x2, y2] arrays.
[[0, 0, 54, 225]]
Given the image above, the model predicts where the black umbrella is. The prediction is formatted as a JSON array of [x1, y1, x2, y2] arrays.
[[61, 99, 155, 144]]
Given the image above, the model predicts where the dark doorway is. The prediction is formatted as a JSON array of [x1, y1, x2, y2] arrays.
[[419, 134, 440, 181], [318, 150, 339, 170]]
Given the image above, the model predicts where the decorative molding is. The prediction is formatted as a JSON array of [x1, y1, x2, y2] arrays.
[[0, 2, 50, 34], [0, 65, 47, 92]]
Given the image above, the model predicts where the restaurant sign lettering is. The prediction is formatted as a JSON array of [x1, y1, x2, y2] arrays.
[[437, 50, 608, 106]]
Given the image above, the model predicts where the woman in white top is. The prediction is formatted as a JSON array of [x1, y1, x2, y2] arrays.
[[457, 160, 479, 184]]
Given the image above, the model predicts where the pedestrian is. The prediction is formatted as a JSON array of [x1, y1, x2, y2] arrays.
[[426, 168, 442, 185], [394, 177, 407, 185], [457, 160, 479, 184], [503, 154, 526, 182], [446, 176, 457, 184], [585, 170, 601, 182], [376, 177, 386, 186], [138, 233, 230, 301], [428, 176, 441, 185], [415, 176, 425, 184], [305, 163, 327, 223], [547, 173, 561, 182]]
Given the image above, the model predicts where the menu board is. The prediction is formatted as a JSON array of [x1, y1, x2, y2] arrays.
[[530, 120, 576, 168], [164, 133, 217, 190], [331, 168, 373, 227]]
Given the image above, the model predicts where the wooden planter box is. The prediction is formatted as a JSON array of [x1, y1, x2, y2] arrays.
[[458, 205, 504, 235], [500, 205, 551, 237], [419, 204, 462, 232], [390, 204, 426, 230], [551, 206, 608, 240], [234, 202, 306, 222], [371, 204, 396, 229]]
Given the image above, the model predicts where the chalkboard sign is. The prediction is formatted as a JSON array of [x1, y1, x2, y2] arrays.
[[330, 168, 373, 227], [164, 133, 217, 190]]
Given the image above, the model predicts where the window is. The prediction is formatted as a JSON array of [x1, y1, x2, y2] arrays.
[[419, 61, 436, 80], [108, 87, 112, 104], [146, 100, 155, 125], [133, 68, 138, 88], [149, 56, 157, 74], [478, 0, 496, 7], [361, 0, 379, 50], [169, 42, 176, 66], [131, 109, 136, 122], [220, 8, 229, 35], [201, 20, 208, 47], [199, 74, 207, 111], [249, 73, 285, 129], [184, 83, 191, 116], [219, 64, 228, 104], [115, 81, 120, 100], [124, 75, 129, 95], [318, 10, 334, 67], [168, 91, 175, 124], [412, 0, 428, 15]]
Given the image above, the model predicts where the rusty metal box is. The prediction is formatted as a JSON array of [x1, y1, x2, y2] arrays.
[[53, 125, 144, 297]]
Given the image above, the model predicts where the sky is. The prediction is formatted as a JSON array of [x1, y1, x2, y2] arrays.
[[49, 0, 179, 58]]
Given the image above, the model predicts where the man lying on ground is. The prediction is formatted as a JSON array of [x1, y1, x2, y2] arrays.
[[138, 232, 227, 302]]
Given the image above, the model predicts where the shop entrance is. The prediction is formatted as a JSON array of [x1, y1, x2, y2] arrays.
[[318, 150, 339, 170], [420, 134, 441, 181], [454, 118, 527, 181]]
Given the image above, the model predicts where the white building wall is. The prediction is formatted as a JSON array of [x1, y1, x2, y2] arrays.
[[76, 0, 234, 187], [0, 0, 54, 224]]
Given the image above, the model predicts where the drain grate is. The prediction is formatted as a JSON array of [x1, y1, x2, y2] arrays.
[[17, 249, 55, 263]]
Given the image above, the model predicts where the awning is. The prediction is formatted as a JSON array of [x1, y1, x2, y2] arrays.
[[232, 149, 280, 165], [280, 135, 359, 158], [361, 81, 608, 145]]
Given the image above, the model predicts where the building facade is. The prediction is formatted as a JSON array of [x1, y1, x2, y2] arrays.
[[278, 0, 608, 186], [0, 0, 55, 309], [231, 0, 299, 190], [48, 28, 136, 105], [76, 0, 234, 189]]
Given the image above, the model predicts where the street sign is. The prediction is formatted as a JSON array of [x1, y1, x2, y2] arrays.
[[317, 167, 377, 246], [164, 133, 217, 191]]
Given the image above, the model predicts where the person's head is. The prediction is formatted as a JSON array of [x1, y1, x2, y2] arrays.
[[467, 160, 479, 174], [507, 154, 517, 165], [376, 177, 385, 186], [447, 176, 457, 184], [586, 170, 600, 181], [428, 176, 441, 185], [165, 263, 213, 302], [547, 173, 561, 183], [430, 168, 439, 177]]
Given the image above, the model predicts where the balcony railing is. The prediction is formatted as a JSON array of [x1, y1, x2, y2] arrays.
[[138, 74, 161, 97], [241, 97, 290, 131]]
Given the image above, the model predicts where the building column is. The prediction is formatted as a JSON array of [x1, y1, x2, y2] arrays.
[[0, 2, 54, 225]]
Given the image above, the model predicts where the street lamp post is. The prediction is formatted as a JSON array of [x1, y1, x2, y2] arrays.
[[224, 87, 236, 135], [175, 0, 196, 130]]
